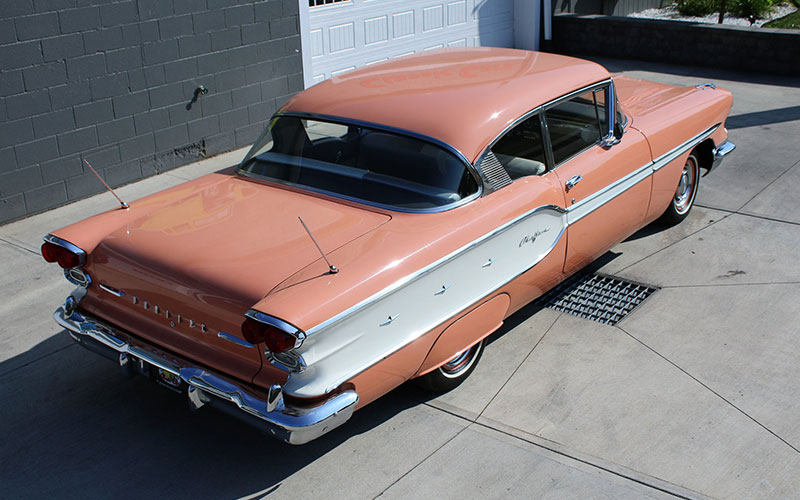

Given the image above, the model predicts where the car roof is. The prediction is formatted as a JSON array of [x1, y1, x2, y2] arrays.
[[282, 47, 610, 163]]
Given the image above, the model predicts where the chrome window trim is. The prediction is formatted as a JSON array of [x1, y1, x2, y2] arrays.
[[474, 79, 616, 184], [237, 112, 483, 214], [473, 105, 547, 185], [306, 203, 567, 337], [44, 234, 87, 266], [542, 80, 614, 168]]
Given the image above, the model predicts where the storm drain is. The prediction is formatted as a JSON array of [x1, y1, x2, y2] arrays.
[[541, 273, 658, 325]]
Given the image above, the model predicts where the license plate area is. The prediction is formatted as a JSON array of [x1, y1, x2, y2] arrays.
[[155, 368, 185, 393]]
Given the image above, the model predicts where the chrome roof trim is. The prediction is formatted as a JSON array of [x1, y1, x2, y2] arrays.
[[306, 203, 567, 337]]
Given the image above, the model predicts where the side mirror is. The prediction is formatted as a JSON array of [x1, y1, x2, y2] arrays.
[[614, 121, 624, 140]]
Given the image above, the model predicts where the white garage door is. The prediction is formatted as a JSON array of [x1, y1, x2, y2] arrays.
[[302, 0, 515, 87]]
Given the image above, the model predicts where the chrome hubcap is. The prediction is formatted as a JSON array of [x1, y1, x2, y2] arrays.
[[673, 157, 697, 215], [439, 342, 481, 378]]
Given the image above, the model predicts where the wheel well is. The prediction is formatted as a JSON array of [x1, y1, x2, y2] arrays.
[[694, 139, 715, 174]]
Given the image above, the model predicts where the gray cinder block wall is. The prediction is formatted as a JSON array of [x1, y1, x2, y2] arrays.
[[0, 0, 303, 224], [549, 14, 800, 76]]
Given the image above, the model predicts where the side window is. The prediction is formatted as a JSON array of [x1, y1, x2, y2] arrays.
[[545, 88, 607, 165], [489, 112, 547, 180]]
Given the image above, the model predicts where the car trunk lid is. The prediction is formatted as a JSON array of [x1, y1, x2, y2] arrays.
[[79, 175, 390, 384]]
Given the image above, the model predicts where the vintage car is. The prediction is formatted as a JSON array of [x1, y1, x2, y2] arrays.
[[43, 48, 734, 444]]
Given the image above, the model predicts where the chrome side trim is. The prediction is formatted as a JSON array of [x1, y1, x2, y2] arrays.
[[43, 234, 87, 266], [567, 123, 721, 225], [652, 124, 719, 172], [319, 211, 568, 394], [55, 306, 358, 445], [306, 125, 722, 338], [566, 162, 652, 225], [217, 331, 256, 349], [307, 203, 567, 336]]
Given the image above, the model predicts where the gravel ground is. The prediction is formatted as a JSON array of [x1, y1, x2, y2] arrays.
[[629, 3, 798, 26]]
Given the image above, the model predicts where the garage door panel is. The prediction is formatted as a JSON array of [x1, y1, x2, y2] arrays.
[[306, 0, 514, 85]]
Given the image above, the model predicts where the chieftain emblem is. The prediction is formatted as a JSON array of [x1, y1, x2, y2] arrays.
[[519, 228, 550, 248]]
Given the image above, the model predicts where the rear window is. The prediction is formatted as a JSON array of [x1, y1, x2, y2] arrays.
[[239, 116, 478, 210]]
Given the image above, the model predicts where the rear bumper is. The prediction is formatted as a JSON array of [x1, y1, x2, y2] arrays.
[[55, 306, 358, 445], [710, 140, 736, 172]]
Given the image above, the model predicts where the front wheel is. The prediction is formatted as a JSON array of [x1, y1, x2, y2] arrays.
[[416, 340, 484, 392], [660, 152, 700, 226]]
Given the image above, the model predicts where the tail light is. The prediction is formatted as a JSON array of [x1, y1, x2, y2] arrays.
[[41, 241, 81, 269], [241, 317, 297, 353]]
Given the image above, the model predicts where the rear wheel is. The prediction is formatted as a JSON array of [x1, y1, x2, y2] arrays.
[[660, 152, 700, 226], [416, 340, 484, 392]]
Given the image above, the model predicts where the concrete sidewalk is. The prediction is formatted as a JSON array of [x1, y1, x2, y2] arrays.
[[1, 59, 799, 499]]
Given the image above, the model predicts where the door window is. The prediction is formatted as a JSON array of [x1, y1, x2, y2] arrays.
[[487, 112, 547, 180], [545, 88, 607, 165]]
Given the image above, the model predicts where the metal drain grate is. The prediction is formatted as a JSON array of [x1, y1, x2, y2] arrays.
[[541, 273, 658, 325]]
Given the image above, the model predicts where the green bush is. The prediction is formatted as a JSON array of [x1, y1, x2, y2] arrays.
[[728, 0, 773, 18], [675, 0, 720, 16]]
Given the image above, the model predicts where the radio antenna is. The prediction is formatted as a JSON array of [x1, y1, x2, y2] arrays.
[[83, 159, 129, 209], [298, 216, 338, 274]]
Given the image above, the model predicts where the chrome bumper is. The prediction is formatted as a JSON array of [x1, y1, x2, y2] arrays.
[[55, 306, 358, 445], [711, 140, 736, 172]]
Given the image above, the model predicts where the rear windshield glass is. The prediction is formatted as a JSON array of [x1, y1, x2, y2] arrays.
[[238, 116, 478, 210]]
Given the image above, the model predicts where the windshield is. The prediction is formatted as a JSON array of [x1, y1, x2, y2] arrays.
[[238, 116, 478, 210]]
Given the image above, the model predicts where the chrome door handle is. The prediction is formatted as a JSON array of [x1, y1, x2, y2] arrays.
[[565, 175, 582, 191]]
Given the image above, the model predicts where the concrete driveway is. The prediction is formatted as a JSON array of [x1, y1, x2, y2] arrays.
[[1, 58, 799, 499]]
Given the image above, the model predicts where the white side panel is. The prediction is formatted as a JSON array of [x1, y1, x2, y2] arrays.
[[304, 0, 515, 87], [285, 206, 566, 396]]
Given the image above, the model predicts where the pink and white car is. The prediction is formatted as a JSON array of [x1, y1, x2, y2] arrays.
[[43, 48, 734, 444]]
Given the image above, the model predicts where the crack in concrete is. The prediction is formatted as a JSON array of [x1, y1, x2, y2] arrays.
[[695, 205, 800, 227], [0, 236, 39, 255], [616, 213, 733, 275], [616, 324, 800, 456], [0, 342, 77, 379], [735, 156, 800, 214], [372, 426, 468, 499], [661, 281, 800, 288], [377, 315, 564, 498], [476, 313, 561, 418]]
